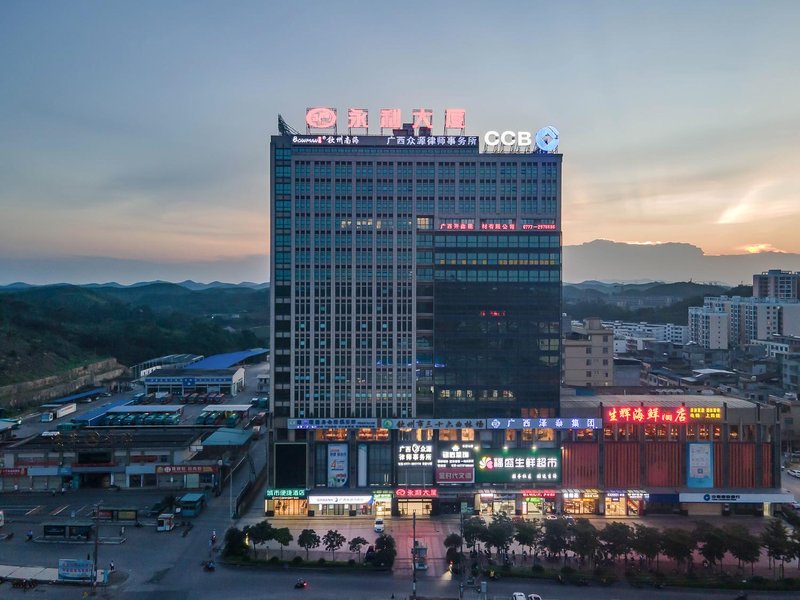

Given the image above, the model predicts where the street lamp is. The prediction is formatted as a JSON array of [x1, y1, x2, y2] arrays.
[[92, 502, 101, 595], [411, 511, 417, 599]]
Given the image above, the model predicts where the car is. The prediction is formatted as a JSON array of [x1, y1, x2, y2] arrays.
[[374, 518, 385, 533], [511, 594, 542, 600], [788, 469, 800, 478], [790, 501, 800, 511]]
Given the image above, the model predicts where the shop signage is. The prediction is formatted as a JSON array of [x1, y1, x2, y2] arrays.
[[58, 559, 94, 581], [308, 495, 372, 505], [688, 406, 722, 420], [487, 417, 602, 430], [627, 490, 649, 500], [305, 107, 467, 132], [265, 488, 307, 499], [475, 448, 561, 484], [155, 465, 216, 475], [398, 443, 433, 466], [327, 444, 348, 488], [606, 406, 693, 424], [395, 488, 438, 498], [373, 491, 394, 500], [687, 442, 714, 488], [288, 418, 377, 430], [521, 489, 557, 499], [0, 467, 27, 476], [382, 418, 486, 430], [436, 467, 475, 483], [483, 126, 560, 152], [680, 492, 795, 504]]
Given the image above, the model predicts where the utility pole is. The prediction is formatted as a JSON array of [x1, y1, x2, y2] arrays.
[[411, 510, 417, 599], [92, 502, 101, 595], [459, 511, 465, 600]]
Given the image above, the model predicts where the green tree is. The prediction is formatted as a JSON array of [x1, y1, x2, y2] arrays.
[[349, 536, 369, 562], [513, 519, 543, 558], [569, 518, 599, 565], [724, 523, 760, 575], [272, 527, 293, 560], [693, 522, 727, 570], [542, 518, 569, 560], [761, 518, 792, 579], [462, 516, 487, 551], [323, 529, 346, 561], [244, 520, 274, 558], [374, 533, 397, 569], [660, 528, 695, 573], [631, 524, 662, 569], [444, 532, 464, 568], [485, 512, 515, 555], [599, 522, 633, 564], [222, 526, 249, 558], [298, 529, 320, 560]]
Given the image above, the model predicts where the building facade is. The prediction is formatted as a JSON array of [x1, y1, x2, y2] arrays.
[[562, 318, 613, 387], [753, 269, 800, 300], [691, 296, 800, 348], [688, 306, 730, 350]]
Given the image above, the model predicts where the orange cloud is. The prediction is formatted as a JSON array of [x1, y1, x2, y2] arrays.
[[739, 243, 786, 254]]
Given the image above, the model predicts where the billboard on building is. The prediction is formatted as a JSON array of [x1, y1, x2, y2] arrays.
[[327, 443, 348, 488], [687, 442, 714, 488], [58, 559, 94, 581], [475, 448, 561, 484]]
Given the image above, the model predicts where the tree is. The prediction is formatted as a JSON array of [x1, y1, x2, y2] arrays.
[[660, 528, 696, 573], [569, 518, 599, 565], [462, 517, 487, 551], [349, 536, 369, 562], [514, 519, 543, 558], [599, 522, 633, 564], [693, 522, 727, 570], [222, 526, 249, 558], [298, 529, 321, 560], [724, 523, 760, 575], [542, 518, 569, 560], [631, 524, 662, 569], [244, 520, 274, 558], [374, 533, 397, 569], [761, 518, 792, 579], [485, 511, 515, 555], [272, 527, 293, 560], [323, 529, 346, 561]]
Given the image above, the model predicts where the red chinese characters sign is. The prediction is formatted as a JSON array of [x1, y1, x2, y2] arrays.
[[395, 487, 438, 498], [605, 406, 688, 424]]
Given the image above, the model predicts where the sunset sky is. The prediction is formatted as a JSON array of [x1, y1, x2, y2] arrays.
[[1, 1, 799, 283]]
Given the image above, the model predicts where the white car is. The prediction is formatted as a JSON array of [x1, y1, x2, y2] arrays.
[[373, 518, 385, 533], [511, 594, 542, 600], [788, 469, 800, 478]]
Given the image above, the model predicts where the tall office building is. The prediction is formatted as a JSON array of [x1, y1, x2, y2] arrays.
[[269, 112, 562, 425]]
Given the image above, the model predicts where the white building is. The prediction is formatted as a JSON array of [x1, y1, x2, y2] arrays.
[[753, 269, 800, 300], [604, 320, 690, 352], [689, 296, 800, 348], [688, 306, 729, 350]]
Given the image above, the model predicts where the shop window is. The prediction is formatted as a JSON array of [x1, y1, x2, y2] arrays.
[[604, 425, 614, 441], [521, 428, 535, 442], [505, 429, 516, 442], [669, 424, 679, 440], [686, 425, 697, 441], [439, 428, 458, 441], [460, 428, 475, 442], [743, 424, 755, 442], [729, 424, 739, 441], [713, 425, 721, 441], [698, 425, 710, 441], [576, 428, 594, 441], [644, 425, 656, 440], [315, 428, 348, 441], [656, 424, 668, 440], [536, 428, 554, 442]]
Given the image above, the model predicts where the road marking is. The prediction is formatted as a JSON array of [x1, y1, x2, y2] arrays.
[[74, 504, 89, 516], [25, 505, 43, 516], [50, 504, 70, 516]]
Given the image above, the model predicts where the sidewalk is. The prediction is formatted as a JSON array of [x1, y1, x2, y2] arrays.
[[0, 563, 108, 584]]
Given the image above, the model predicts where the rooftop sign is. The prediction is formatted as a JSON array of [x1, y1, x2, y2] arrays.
[[605, 405, 722, 424]]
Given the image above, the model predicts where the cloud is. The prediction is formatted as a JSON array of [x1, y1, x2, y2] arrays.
[[738, 243, 787, 254]]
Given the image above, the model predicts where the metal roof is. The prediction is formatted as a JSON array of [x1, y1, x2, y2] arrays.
[[201, 405, 252, 412], [47, 387, 107, 405], [561, 394, 757, 409], [185, 349, 268, 370], [203, 427, 252, 447], [72, 398, 133, 422], [107, 405, 183, 413]]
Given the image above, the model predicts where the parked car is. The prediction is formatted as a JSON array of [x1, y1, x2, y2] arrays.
[[512, 594, 542, 600], [788, 469, 800, 478], [374, 518, 385, 533]]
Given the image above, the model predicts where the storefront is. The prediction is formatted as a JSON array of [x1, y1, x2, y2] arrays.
[[562, 489, 599, 515], [307, 494, 375, 517], [521, 489, 557, 516], [603, 490, 648, 516], [395, 487, 437, 516], [475, 490, 516, 516], [264, 488, 308, 517], [373, 491, 393, 517], [679, 491, 794, 517]]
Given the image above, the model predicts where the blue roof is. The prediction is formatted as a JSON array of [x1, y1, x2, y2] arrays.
[[185, 349, 268, 371], [73, 398, 133, 423], [49, 387, 107, 405], [203, 427, 252, 447]]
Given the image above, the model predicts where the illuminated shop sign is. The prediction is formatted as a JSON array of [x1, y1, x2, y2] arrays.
[[309, 495, 372, 505], [265, 488, 307, 499], [290, 134, 479, 147], [439, 219, 475, 231], [522, 489, 557, 499], [155, 465, 216, 474], [381, 418, 599, 430], [305, 107, 467, 132], [288, 418, 377, 429], [606, 405, 723, 424], [487, 417, 602, 430], [436, 467, 474, 483], [398, 443, 433, 466], [483, 126, 560, 152], [373, 491, 393, 500], [396, 487, 438, 498], [475, 448, 561, 484], [436, 444, 475, 483]]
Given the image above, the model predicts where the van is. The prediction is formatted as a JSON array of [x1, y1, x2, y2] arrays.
[[374, 518, 385, 533]]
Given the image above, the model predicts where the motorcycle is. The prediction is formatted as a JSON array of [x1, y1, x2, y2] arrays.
[[202, 560, 216, 572], [294, 579, 308, 589]]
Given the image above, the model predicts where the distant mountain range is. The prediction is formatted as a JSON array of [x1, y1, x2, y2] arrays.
[[563, 240, 800, 285], [0, 240, 798, 287], [0, 280, 269, 291]]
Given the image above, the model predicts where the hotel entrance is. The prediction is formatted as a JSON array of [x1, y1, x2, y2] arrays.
[[264, 489, 308, 517]]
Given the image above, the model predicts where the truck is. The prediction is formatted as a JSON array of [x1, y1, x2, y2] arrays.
[[40, 402, 78, 422]]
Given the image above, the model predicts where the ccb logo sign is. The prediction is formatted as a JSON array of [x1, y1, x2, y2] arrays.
[[484, 126, 560, 152]]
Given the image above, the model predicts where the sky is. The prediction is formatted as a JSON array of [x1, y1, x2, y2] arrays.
[[1, 0, 800, 284]]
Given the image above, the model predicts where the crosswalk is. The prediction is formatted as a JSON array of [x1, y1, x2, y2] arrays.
[[1, 503, 95, 518]]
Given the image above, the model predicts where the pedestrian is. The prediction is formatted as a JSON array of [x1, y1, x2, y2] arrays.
[[119, 525, 125, 536], [109, 561, 115, 572], [61, 485, 65, 495], [87, 554, 91, 561]]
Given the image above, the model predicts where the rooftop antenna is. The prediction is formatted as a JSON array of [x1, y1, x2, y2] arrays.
[[278, 114, 299, 136]]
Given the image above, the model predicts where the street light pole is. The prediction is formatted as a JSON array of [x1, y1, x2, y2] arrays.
[[92, 502, 101, 595], [411, 510, 417, 599]]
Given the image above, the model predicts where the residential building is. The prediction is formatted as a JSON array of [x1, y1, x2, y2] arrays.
[[688, 306, 729, 350], [563, 318, 613, 387], [753, 269, 800, 300]]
